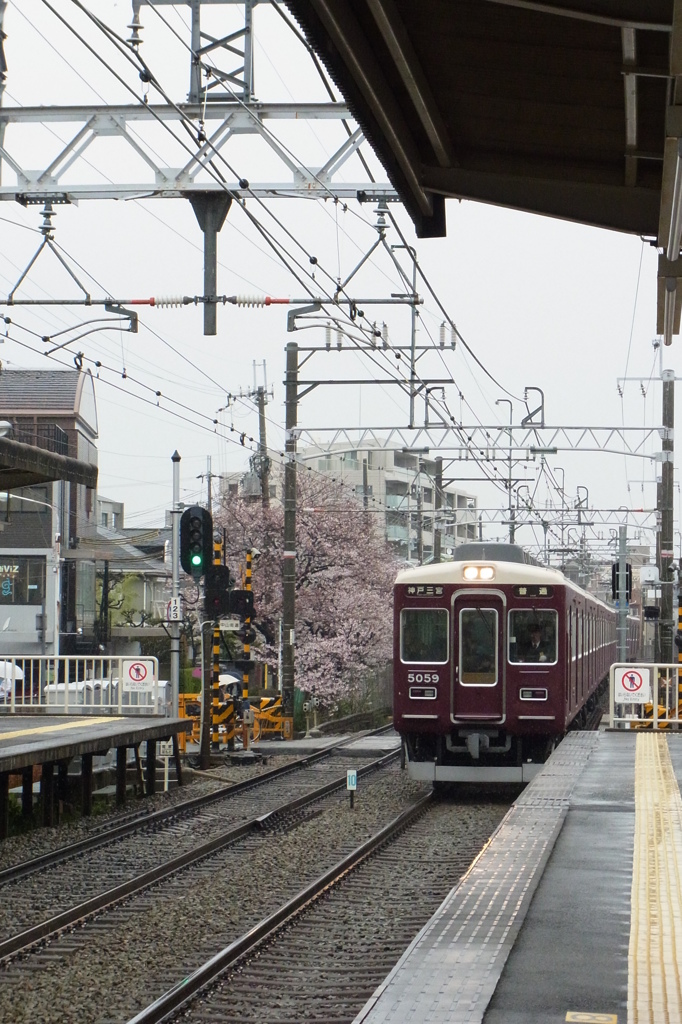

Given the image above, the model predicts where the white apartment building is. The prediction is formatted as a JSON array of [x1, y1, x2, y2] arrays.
[[222, 445, 478, 562]]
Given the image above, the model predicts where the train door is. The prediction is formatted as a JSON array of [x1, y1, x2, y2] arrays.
[[451, 592, 505, 721]]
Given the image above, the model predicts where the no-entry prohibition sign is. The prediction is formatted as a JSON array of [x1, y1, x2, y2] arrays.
[[615, 667, 651, 704]]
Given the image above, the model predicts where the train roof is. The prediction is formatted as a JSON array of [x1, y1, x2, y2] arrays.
[[450, 542, 539, 565], [394, 558, 621, 615], [395, 559, 567, 588]]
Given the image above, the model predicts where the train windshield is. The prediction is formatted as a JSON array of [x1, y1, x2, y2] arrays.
[[508, 610, 558, 664], [459, 608, 498, 685], [400, 609, 449, 663]]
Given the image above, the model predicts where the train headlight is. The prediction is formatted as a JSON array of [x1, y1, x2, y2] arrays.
[[462, 565, 495, 581]]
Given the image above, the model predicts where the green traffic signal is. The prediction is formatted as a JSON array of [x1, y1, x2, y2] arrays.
[[180, 505, 213, 577]]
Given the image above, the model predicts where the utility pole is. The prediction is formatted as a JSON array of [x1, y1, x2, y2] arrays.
[[282, 342, 298, 718], [659, 368, 675, 662], [617, 525, 628, 661], [434, 457, 442, 563], [362, 457, 369, 510], [256, 386, 271, 509], [170, 451, 181, 718]]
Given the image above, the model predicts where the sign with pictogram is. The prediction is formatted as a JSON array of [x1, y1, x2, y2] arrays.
[[615, 667, 651, 704], [122, 658, 155, 693]]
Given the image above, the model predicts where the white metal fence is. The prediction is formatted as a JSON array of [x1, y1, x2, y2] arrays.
[[609, 662, 682, 729], [0, 656, 166, 715]]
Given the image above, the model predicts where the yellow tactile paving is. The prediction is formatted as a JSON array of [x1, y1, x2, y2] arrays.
[[0, 717, 123, 743], [629, 733, 682, 1023]]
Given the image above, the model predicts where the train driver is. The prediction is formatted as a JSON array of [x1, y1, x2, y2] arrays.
[[521, 623, 550, 663]]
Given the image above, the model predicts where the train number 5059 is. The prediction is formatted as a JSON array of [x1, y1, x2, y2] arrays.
[[407, 672, 439, 684]]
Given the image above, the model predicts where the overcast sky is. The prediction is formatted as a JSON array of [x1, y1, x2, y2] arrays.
[[0, 1, 667, 558]]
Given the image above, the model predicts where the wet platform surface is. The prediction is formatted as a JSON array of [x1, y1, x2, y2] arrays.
[[353, 730, 682, 1024], [0, 715, 187, 773]]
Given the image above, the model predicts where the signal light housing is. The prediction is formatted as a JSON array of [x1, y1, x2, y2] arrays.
[[180, 505, 213, 578], [204, 565, 233, 616]]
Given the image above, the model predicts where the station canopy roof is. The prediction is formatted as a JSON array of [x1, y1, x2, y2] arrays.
[[286, 0, 673, 240]]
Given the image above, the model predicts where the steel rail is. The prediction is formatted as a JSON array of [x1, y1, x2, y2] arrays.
[[0, 728, 393, 886], [126, 791, 434, 1024], [0, 749, 398, 962]]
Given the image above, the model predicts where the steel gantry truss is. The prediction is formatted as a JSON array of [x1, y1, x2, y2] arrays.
[[0, 0, 398, 334], [0, 1, 396, 204], [293, 424, 663, 460]]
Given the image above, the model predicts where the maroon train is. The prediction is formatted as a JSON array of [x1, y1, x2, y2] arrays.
[[394, 543, 639, 783]]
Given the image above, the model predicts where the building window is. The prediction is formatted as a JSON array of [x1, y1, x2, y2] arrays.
[[101, 512, 108, 527], [0, 557, 46, 606]]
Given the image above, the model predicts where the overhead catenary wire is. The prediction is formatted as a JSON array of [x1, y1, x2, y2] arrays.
[[24, 2, 554, 530]]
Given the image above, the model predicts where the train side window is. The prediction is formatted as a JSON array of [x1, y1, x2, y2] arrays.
[[459, 608, 497, 685], [400, 608, 449, 664], [508, 609, 558, 665]]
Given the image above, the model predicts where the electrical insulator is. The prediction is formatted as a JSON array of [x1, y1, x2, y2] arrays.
[[439, 322, 446, 348], [337, 329, 343, 350], [325, 322, 332, 350], [231, 295, 268, 307], [451, 325, 457, 349], [154, 297, 184, 308], [382, 322, 389, 348]]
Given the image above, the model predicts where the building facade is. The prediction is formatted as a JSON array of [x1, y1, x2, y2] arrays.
[[0, 369, 99, 655]]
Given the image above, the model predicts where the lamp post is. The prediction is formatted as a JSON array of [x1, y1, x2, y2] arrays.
[[495, 399, 514, 542]]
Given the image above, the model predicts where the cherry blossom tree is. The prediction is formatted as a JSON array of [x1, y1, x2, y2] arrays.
[[215, 469, 398, 704]]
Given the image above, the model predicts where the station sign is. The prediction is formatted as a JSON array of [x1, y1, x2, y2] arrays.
[[614, 666, 651, 704], [122, 658, 156, 693]]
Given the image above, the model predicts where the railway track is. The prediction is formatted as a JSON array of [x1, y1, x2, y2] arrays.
[[0, 731, 393, 882], [0, 744, 400, 959], [0, 756, 481, 1024], [0, 773, 507, 1024], [127, 795, 508, 1024]]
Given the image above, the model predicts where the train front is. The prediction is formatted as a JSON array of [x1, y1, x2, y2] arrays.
[[393, 549, 567, 784]]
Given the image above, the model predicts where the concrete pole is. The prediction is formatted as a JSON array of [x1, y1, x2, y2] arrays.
[[362, 457, 369, 510], [659, 370, 675, 663], [170, 451, 181, 718], [282, 342, 298, 717], [257, 386, 270, 509]]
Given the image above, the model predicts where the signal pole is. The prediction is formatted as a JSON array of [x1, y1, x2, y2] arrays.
[[211, 533, 222, 751], [170, 451, 181, 718]]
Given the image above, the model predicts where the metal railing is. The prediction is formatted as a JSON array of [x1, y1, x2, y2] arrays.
[[0, 655, 166, 715], [609, 662, 682, 729]]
